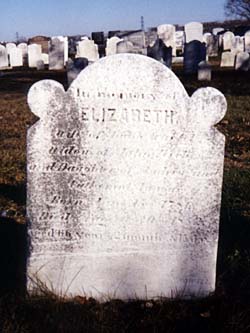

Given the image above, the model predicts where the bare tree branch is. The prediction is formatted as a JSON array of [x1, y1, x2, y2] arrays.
[[225, 0, 250, 20]]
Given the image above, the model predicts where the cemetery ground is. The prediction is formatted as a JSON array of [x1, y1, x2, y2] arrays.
[[0, 64, 250, 332]]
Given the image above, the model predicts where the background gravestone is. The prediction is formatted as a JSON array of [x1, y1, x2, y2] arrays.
[[220, 51, 235, 67], [9, 47, 23, 67], [235, 52, 250, 71], [105, 36, 123, 56], [0, 45, 9, 68], [147, 39, 172, 68], [157, 24, 176, 56], [223, 31, 235, 51], [184, 22, 203, 43], [49, 38, 64, 70], [184, 41, 206, 74], [28, 44, 42, 68], [244, 31, 250, 53], [67, 57, 89, 85], [27, 54, 227, 300]]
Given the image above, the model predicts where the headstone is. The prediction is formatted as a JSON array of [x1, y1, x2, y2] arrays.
[[223, 31, 235, 51], [28, 44, 42, 68], [232, 36, 244, 53], [145, 30, 158, 47], [117, 40, 134, 53], [198, 61, 212, 81], [67, 57, 89, 85], [36, 60, 45, 70], [175, 31, 185, 53], [184, 41, 206, 74], [212, 27, 224, 36], [0, 45, 9, 68], [184, 22, 203, 43], [49, 38, 65, 70], [6, 43, 16, 55], [244, 30, 250, 52], [157, 24, 176, 56], [119, 30, 146, 50], [17, 43, 28, 65], [17, 43, 28, 57], [9, 47, 23, 67], [220, 51, 235, 67], [106, 37, 123, 56], [42, 53, 49, 65], [27, 54, 227, 299], [55, 36, 68, 65], [76, 40, 99, 62], [203, 33, 218, 57], [235, 51, 249, 71], [147, 39, 172, 68]]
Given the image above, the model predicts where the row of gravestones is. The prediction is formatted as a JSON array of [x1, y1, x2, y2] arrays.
[[220, 31, 250, 71]]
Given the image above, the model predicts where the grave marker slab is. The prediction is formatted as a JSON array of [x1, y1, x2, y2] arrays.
[[184, 22, 203, 43], [9, 47, 23, 67], [220, 51, 235, 67], [0, 45, 9, 68], [28, 44, 42, 68], [235, 51, 250, 71], [27, 54, 227, 300]]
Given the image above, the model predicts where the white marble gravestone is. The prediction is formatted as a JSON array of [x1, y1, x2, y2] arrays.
[[49, 38, 64, 70], [116, 40, 134, 53], [157, 24, 176, 56], [198, 61, 212, 81], [76, 40, 99, 62], [244, 31, 250, 52], [235, 51, 250, 71], [220, 51, 235, 67], [9, 47, 23, 67], [184, 22, 203, 43], [105, 36, 123, 56], [6, 42, 16, 55], [27, 54, 227, 300], [28, 44, 42, 68], [0, 45, 9, 68], [223, 31, 235, 51], [175, 31, 185, 52]]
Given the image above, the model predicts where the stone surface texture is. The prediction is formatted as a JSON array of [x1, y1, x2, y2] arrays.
[[27, 54, 227, 300]]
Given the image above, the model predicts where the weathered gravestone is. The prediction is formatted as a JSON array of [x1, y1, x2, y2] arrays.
[[184, 22, 203, 43], [147, 39, 172, 68], [116, 40, 134, 53], [105, 36, 123, 56], [157, 24, 176, 56], [198, 61, 212, 81], [220, 51, 235, 67], [184, 40, 206, 74], [17, 43, 28, 65], [27, 54, 227, 300], [49, 38, 65, 70], [9, 47, 23, 67], [244, 30, 250, 53], [0, 45, 9, 68], [223, 31, 235, 51], [76, 40, 99, 62], [235, 51, 250, 71], [28, 44, 42, 68]]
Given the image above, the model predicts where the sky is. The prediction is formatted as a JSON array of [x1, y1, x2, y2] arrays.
[[0, 0, 226, 41]]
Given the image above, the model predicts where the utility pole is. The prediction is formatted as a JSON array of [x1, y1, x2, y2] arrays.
[[141, 16, 145, 31], [15, 32, 19, 43]]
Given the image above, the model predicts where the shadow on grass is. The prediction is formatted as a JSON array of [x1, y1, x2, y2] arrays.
[[0, 183, 26, 205], [217, 209, 250, 300], [0, 217, 27, 296]]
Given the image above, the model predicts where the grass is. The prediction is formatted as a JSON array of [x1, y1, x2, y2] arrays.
[[0, 66, 250, 331]]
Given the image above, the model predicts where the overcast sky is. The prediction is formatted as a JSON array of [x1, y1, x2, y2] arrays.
[[0, 0, 226, 41]]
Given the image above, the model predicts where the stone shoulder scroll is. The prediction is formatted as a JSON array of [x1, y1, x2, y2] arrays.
[[27, 54, 227, 300]]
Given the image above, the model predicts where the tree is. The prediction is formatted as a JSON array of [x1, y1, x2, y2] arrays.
[[225, 0, 250, 20]]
